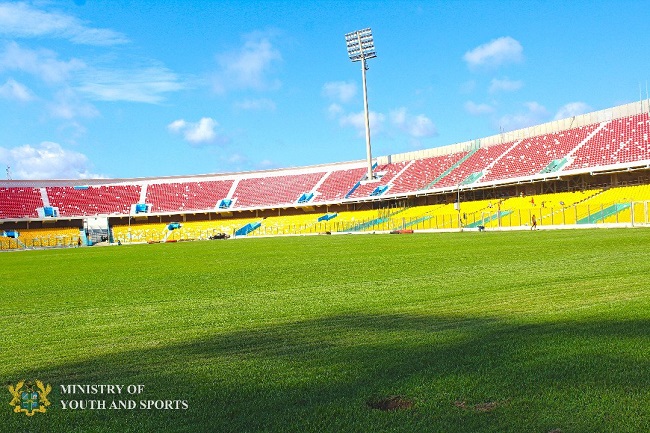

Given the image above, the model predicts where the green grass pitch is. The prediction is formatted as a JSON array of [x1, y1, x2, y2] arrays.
[[1, 229, 649, 432]]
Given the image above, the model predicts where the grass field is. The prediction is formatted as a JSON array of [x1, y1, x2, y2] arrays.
[[2, 229, 649, 432]]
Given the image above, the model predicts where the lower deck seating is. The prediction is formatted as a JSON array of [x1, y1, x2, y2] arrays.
[[253, 213, 324, 236], [488, 190, 602, 227], [576, 184, 650, 224], [111, 218, 262, 243], [307, 209, 400, 233], [0, 227, 82, 249]]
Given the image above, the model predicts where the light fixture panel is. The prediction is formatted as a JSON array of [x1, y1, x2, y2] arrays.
[[345, 28, 377, 62]]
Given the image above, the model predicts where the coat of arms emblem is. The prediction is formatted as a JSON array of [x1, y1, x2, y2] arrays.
[[8, 380, 52, 416]]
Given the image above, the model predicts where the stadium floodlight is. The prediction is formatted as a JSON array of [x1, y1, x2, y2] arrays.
[[345, 28, 377, 181]]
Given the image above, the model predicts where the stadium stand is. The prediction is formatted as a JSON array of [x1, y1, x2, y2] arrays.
[[389, 152, 469, 194], [113, 222, 167, 243], [232, 172, 326, 208], [146, 180, 234, 212], [0, 187, 42, 219], [565, 113, 650, 170], [240, 209, 403, 235], [0, 237, 19, 250], [254, 213, 323, 236], [571, 184, 650, 224], [0, 227, 81, 250], [482, 125, 599, 182], [484, 190, 602, 227], [432, 141, 516, 189], [47, 185, 141, 216], [111, 217, 262, 243], [4, 102, 650, 246], [605, 184, 650, 224], [337, 207, 406, 232], [313, 167, 368, 202], [347, 161, 409, 198], [384, 204, 445, 230]]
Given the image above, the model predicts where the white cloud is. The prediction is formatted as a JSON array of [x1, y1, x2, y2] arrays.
[[464, 101, 495, 116], [0, 43, 184, 106], [322, 81, 357, 103], [554, 102, 592, 120], [0, 78, 33, 101], [339, 110, 386, 137], [185, 118, 217, 143], [328, 103, 343, 117], [234, 98, 276, 111], [489, 78, 523, 93], [498, 101, 549, 131], [77, 65, 184, 103], [463, 36, 523, 68], [330, 106, 436, 140], [167, 119, 186, 133], [167, 117, 225, 145], [0, 141, 101, 179], [389, 107, 437, 138], [0, 2, 128, 45], [213, 32, 282, 93], [0, 41, 85, 83], [48, 88, 98, 119]]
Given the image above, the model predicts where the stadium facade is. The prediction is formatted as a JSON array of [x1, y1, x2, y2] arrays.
[[2, 101, 650, 248]]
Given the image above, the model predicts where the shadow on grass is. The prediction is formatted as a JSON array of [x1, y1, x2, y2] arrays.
[[3, 314, 650, 433]]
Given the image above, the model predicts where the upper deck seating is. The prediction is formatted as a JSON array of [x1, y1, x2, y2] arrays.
[[313, 167, 368, 202], [346, 162, 409, 198], [146, 180, 234, 212], [432, 141, 515, 189], [0, 187, 42, 219], [232, 172, 326, 208], [389, 152, 468, 194], [46, 185, 140, 217], [565, 113, 650, 170], [483, 125, 598, 181]]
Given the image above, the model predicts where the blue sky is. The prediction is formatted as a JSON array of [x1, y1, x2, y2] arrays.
[[1, 0, 649, 180]]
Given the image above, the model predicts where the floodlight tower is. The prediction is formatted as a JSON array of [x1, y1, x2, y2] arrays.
[[345, 28, 377, 181]]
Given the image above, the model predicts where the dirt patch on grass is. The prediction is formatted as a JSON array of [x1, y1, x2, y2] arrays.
[[454, 399, 507, 412], [367, 395, 414, 411]]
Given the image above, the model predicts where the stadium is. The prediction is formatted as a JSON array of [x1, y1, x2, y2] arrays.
[[2, 101, 650, 247], [3, 99, 650, 433], [2, 4, 650, 433]]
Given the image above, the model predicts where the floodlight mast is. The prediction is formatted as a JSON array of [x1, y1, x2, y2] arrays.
[[345, 28, 377, 181]]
